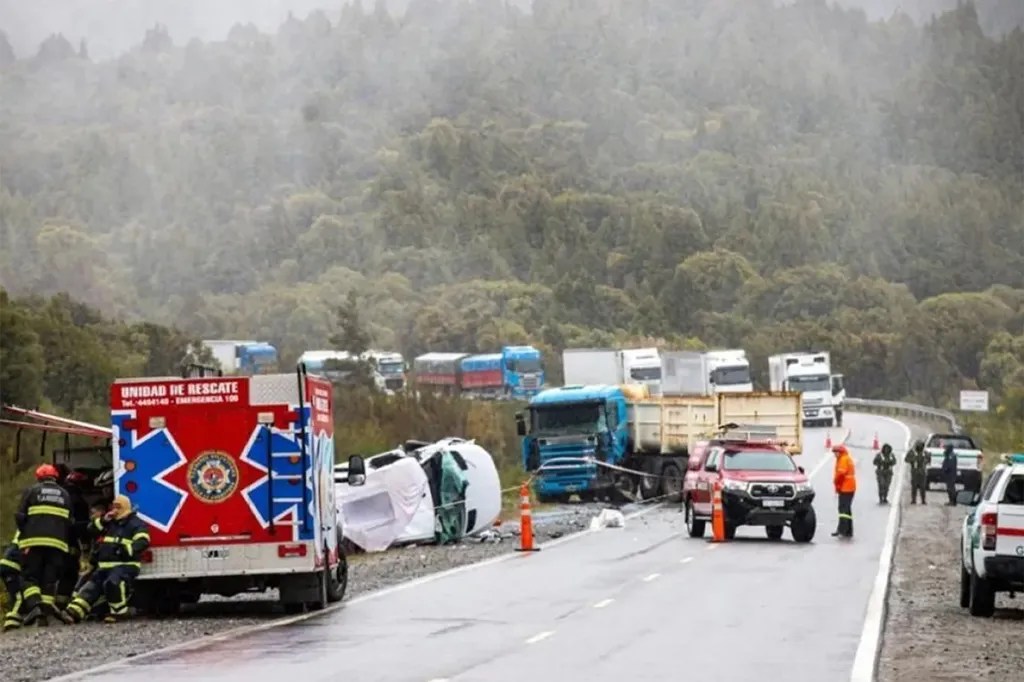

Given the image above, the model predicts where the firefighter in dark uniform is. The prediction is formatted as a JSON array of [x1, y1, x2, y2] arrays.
[[56, 469, 91, 609], [15, 464, 76, 626], [64, 496, 150, 624], [1, 532, 24, 631]]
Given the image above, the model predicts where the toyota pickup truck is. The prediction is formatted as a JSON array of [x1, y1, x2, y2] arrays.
[[682, 434, 816, 543], [956, 454, 1024, 617], [925, 432, 984, 492]]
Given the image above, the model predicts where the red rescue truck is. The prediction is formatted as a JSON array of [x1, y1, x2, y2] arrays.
[[110, 365, 366, 614]]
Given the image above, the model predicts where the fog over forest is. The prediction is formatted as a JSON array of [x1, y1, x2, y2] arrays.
[[2, 0, 1023, 59], [1, 0, 1023, 411]]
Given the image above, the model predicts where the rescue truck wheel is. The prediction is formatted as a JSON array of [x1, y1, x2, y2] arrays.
[[307, 565, 330, 611], [327, 535, 348, 604]]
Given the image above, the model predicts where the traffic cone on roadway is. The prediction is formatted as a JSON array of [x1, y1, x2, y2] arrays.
[[872, 432, 880, 450], [516, 482, 540, 553], [825, 431, 832, 449], [710, 480, 726, 543]]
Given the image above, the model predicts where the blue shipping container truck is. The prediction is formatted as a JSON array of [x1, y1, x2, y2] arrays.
[[515, 384, 685, 504]]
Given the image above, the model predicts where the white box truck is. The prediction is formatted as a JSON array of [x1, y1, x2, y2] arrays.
[[704, 349, 754, 393], [661, 351, 712, 395], [768, 351, 841, 427], [563, 348, 662, 390]]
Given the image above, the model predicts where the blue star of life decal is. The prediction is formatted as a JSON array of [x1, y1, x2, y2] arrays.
[[240, 405, 315, 541], [112, 411, 188, 533]]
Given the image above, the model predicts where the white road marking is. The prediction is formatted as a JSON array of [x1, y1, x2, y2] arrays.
[[52, 502, 668, 681], [526, 630, 555, 644], [427, 679, 450, 682], [850, 416, 911, 682], [680, 557, 694, 564], [706, 543, 719, 550], [593, 598, 614, 609], [642, 572, 660, 582]]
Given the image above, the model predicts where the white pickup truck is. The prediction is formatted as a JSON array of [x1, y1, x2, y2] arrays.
[[957, 454, 1024, 617], [924, 432, 984, 492]]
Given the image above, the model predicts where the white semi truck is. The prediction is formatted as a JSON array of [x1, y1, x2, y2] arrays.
[[661, 350, 754, 395], [361, 350, 407, 393], [768, 351, 845, 427], [562, 348, 662, 391]]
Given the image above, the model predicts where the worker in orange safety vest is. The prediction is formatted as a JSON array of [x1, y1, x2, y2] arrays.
[[831, 445, 856, 539]]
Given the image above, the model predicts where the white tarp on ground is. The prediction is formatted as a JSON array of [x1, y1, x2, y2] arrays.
[[335, 455, 434, 552], [335, 437, 503, 551]]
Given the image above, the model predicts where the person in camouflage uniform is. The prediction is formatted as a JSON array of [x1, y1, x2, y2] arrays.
[[905, 439, 929, 504], [873, 443, 897, 504]]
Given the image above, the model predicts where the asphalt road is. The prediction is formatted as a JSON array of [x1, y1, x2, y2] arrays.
[[65, 414, 909, 682]]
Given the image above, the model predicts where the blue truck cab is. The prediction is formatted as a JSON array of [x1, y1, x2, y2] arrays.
[[238, 342, 279, 375], [502, 345, 545, 398], [515, 385, 629, 502]]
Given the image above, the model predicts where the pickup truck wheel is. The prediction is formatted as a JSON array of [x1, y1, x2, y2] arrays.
[[969, 572, 996, 617], [766, 525, 784, 541], [791, 507, 817, 543], [685, 500, 706, 538], [959, 565, 971, 608], [724, 520, 737, 540]]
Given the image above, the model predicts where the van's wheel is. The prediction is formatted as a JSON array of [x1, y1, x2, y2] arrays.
[[959, 565, 971, 608], [969, 572, 996, 617], [685, 499, 706, 538]]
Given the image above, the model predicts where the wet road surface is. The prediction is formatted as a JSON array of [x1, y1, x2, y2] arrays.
[[65, 414, 909, 682]]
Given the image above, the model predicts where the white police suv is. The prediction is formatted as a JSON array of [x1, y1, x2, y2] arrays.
[[957, 453, 1024, 617]]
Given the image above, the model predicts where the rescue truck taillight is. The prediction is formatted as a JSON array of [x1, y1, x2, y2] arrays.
[[981, 511, 998, 551], [140, 550, 153, 563], [125, 480, 138, 493], [277, 544, 307, 558]]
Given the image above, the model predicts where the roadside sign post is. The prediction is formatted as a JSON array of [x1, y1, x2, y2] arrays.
[[959, 390, 989, 412]]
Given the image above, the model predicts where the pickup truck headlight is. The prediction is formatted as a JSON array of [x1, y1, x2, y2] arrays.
[[722, 480, 747, 492], [795, 483, 814, 493]]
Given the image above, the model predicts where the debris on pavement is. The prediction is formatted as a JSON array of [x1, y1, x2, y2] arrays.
[[589, 508, 626, 530]]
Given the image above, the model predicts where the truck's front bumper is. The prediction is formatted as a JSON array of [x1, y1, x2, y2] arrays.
[[722, 489, 816, 526], [926, 468, 982, 489]]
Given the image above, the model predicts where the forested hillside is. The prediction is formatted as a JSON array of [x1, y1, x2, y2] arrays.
[[1, 0, 1023, 408]]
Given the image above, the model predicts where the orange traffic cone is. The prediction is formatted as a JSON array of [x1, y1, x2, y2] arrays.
[[825, 431, 832, 449], [710, 480, 727, 543], [872, 433, 879, 450], [516, 482, 540, 553]]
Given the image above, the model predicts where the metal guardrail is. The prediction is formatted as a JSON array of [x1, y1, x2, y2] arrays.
[[844, 397, 961, 433]]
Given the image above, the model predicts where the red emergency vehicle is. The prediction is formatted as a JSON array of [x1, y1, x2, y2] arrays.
[[110, 365, 366, 614], [681, 431, 816, 543]]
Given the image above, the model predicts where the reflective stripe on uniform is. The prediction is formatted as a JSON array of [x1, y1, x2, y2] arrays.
[[109, 581, 129, 614], [22, 585, 41, 599], [18, 537, 70, 553], [838, 513, 854, 520], [96, 561, 141, 570], [132, 532, 150, 543], [27, 505, 70, 519], [0, 558, 20, 571], [41, 594, 55, 606]]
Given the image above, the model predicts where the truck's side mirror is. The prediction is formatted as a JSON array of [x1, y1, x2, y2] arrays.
[[797, 466, 805, 474], [347, 455, 367, 486], [955, 489, 978, 506], [515, 413, 526, 437]]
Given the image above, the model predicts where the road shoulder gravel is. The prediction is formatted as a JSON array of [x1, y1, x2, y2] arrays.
[[877, 479, 1023, 682]]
